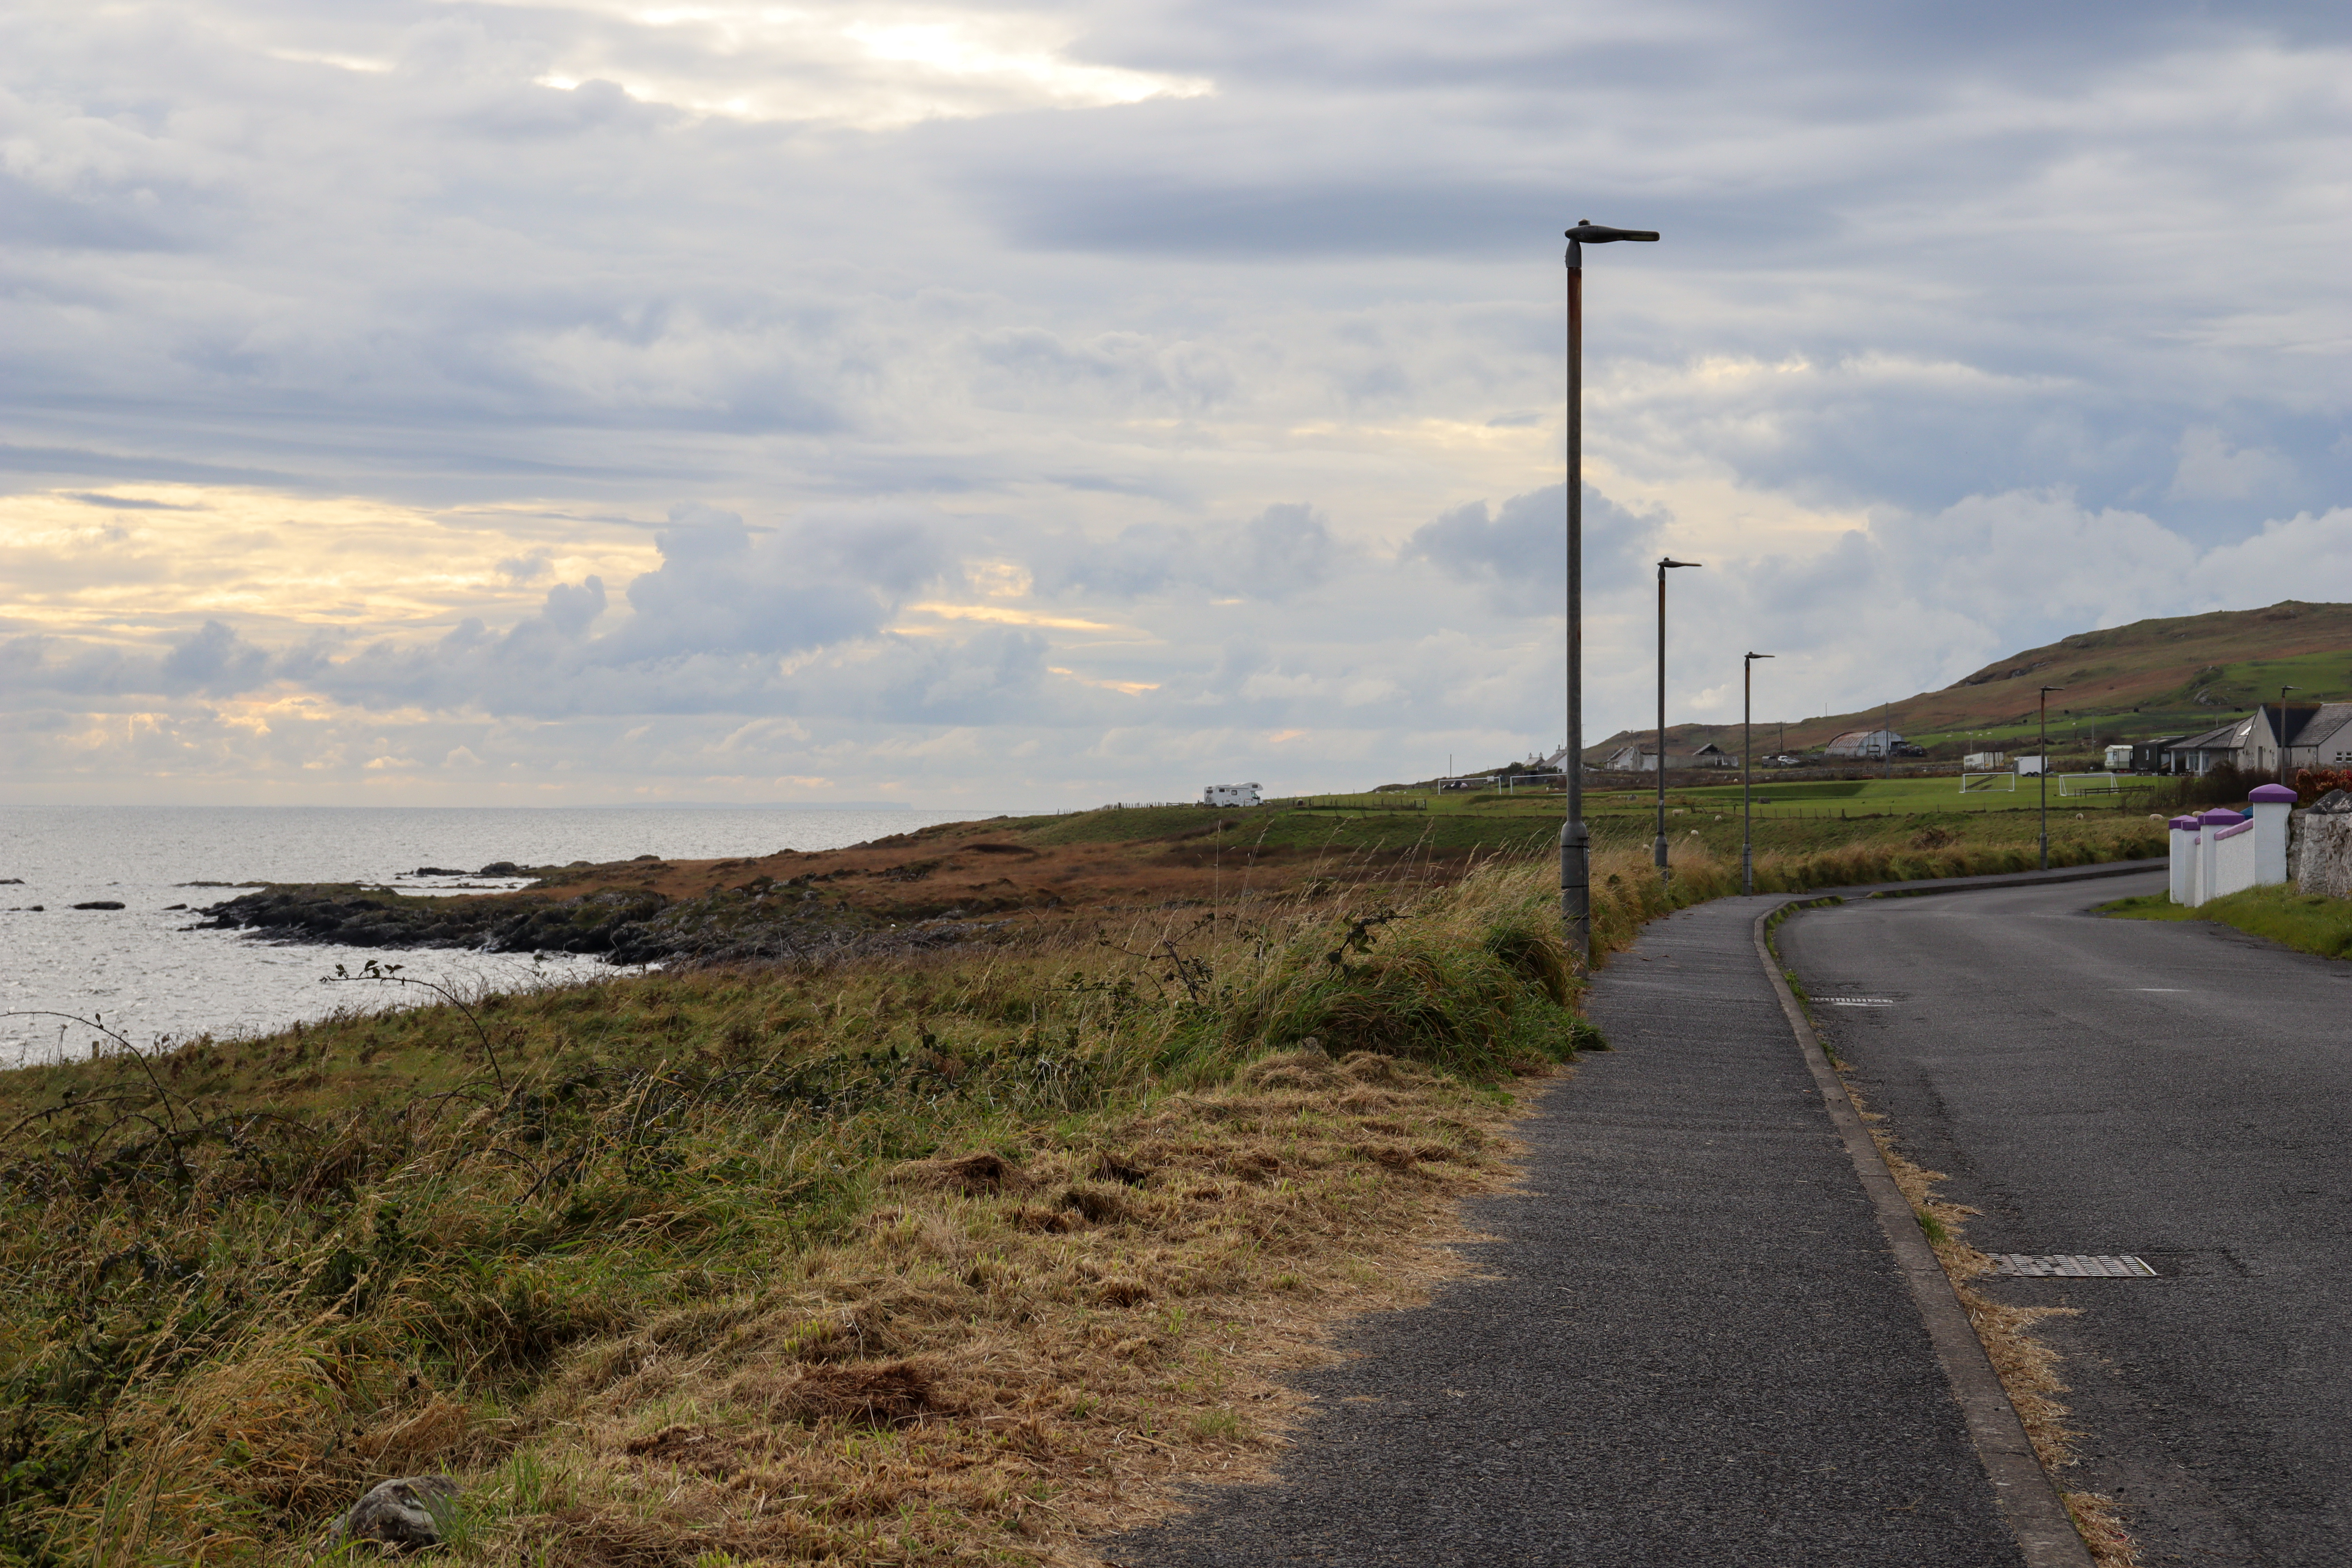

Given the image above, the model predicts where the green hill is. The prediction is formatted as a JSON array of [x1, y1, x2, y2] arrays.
[[1590, 599, 2352, 762]]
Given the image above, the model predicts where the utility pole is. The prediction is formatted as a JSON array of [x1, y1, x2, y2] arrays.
[[1744, 652, 1773, 895], [2279, 685, 2301, 782], [1654, 557, 1702, 889], [2040, 684, 2063, 870], [1559, 218, 1659, 968]]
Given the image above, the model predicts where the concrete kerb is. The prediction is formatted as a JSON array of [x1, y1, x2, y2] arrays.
[[1751, 878, 2111, 1568]]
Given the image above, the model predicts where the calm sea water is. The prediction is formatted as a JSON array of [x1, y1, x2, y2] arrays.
[[0, 806, 980, 1066]]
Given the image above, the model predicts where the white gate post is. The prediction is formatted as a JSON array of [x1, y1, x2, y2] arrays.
[[2169, 815, 2200, 905], [2248, 783, 2297, 887]]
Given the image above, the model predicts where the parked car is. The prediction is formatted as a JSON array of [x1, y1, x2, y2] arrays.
[[1893, 743, 1928, 758]]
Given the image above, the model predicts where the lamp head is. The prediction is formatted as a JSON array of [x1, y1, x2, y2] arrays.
[[1567, 221, 1661, 243], [1658, 557, 1701, 572], [1746, 651, 1774, 661]]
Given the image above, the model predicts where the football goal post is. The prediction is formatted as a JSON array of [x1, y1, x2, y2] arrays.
[[1959, 773, 2017, 793], [2058, 773, 2125, 797]]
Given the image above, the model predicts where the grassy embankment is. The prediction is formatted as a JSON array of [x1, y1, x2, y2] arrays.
[[1, 850, 1681, 1567], [2102, 885, 2352, 959], [0, 796, 2167, 1566]]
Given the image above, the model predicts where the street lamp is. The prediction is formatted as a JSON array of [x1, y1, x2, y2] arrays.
[[2279, 685, 2301, 782], [2039, 684, 2064, 870], [1654, 556, 1702, 886], [1744, 652, 1774, 895], [1560, 219, 1660, 966]]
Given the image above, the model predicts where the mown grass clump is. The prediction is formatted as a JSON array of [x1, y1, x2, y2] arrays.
[[2103, 884, 2352, 958], [0, 858, 1601, 1566]]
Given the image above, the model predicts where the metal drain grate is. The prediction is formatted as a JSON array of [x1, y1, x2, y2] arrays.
[[1988, 1254, 2156, 1278]]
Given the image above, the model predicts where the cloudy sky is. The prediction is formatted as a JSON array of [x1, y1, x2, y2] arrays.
[[5, 0, 2348, 808]]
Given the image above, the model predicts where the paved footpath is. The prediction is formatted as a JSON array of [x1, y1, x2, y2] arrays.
[[1109, 886, 2053, 1568], [1781, 869, 2352, 1566]]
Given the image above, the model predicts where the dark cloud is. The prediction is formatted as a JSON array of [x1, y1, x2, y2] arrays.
[[1405, 485, 1660, 615], [160, 620, 272, 695], [1040, 504, 1343, 603], [66, 492, 203, 511]]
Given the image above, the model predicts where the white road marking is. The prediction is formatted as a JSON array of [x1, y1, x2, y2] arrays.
[[1989, 1254, 2157, 1278]]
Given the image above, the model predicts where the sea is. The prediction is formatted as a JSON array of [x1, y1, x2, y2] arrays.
[[0, 805, 982, 1067]]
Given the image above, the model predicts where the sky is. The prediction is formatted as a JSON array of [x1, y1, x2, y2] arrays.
[[4, 0, 2349, 809]]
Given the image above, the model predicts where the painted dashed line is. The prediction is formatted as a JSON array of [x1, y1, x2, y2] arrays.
[[1989, 1254, 2157, 1278]]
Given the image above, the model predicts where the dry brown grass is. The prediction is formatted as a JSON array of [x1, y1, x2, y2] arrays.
[[393, 1049, 1537, 1566], [1854, 1096, 2141, 1568]]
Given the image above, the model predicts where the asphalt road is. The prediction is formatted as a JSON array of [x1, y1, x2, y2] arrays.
[[1108, 894, 2024, 1568], [1778, 869, 2352, 1565]]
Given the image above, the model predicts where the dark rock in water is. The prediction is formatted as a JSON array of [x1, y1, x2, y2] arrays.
[[0, 877, 20, 885], [478, 861, 522, 876], [327, 1475, 459, 1550], [192, 875, 999, 971], [413, 866, 468, 877], [72, 900, 126, 911], [164, 903, 187, 911]]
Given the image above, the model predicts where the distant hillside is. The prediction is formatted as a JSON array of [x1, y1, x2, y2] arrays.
[[1588, 599, 2352, 762]]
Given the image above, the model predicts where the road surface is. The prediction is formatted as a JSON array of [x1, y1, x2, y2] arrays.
[[1778, 869, 2352, 1565]]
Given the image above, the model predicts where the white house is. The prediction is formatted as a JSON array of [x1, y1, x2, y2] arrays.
[[1598, 743, 1733, 771], [2164, 704, 2352, 776]]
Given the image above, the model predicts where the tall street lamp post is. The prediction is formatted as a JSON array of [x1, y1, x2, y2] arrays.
[[1559, 219, 1659, 967], [2039, 684, 2063, 870], [1744, 652, 1773, 895], [1654, 556, 1702, 887], [2279, 685, 2301, 782]]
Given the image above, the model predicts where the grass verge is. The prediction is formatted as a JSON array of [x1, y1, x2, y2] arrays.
[[2101, 885, 2352, 959], [1859, 1118, 2138, 1567], [0, 857, 1610, 1566]]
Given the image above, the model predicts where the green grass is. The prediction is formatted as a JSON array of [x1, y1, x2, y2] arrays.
[[943, 784, 2169, 871], [2101, 886, 2352, 959]]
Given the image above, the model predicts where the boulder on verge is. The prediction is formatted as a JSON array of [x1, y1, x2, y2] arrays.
[[327, 1474, 460, 1550]]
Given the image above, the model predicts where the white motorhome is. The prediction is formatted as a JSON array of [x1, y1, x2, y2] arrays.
[[1202, 783, 1262, 807]]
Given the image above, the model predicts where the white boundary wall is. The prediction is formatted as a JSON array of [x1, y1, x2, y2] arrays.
[[2171, 786, 2294, 906]]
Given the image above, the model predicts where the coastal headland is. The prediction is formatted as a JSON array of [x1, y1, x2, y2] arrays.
[[189, 788, 2171, 968]]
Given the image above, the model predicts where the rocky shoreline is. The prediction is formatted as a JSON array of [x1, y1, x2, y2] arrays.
[[193, 875, 970, 968]]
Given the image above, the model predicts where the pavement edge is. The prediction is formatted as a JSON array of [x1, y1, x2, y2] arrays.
[[1751, 902, 2098, 1568]]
